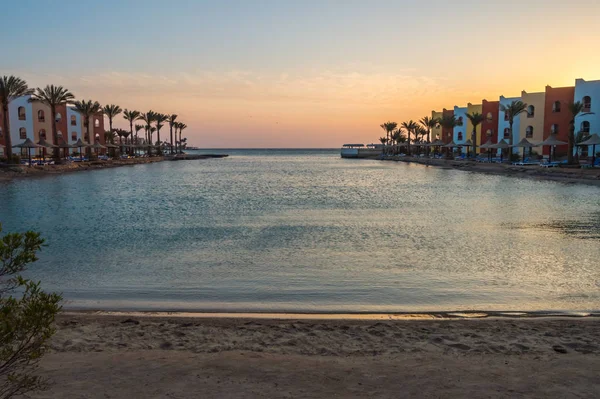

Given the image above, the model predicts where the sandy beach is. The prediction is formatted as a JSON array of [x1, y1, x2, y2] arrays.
[[381, 156, 600, 186], [23, 313, 600, 398]]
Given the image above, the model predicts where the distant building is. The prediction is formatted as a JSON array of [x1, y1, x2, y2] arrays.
[[498, 95, 523, 154], [431, 110, 443, 141], [574, 78, 600, 157], [441, 108, 454, 144], [519, 91, 545, 153], [453, 105, 467, 150], [465, 103, 483, 152], [481, 99, 499, 151], [542, 85, 574, 158]]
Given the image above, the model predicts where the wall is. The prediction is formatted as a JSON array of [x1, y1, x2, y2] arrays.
[[465, 103, 482, 153], [481, 99, 499, 150], [453, 106, 467, 153], [431, 110, 442, 142], [519, 91, 545, 155], [8, 96, 34, 158], [542, 85, 574, 157], [441, 109, 454, 143], [574, 78, 600, 157], [498, 95, 522, 154]]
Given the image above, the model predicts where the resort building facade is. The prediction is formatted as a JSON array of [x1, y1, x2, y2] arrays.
[[431, 110, 443, 142], [3, 95, 105, 156], [498, 95, 522, 153], [519, 91, 545, 150], [465, 103, 482, 151], [441, 108, 454, 143], [542, 85, 574, 157], [481, 99, 499, 152], [574, 78, 600, 156]]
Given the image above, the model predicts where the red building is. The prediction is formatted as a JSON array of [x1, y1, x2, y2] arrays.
[[480, 99, 499, 153], [542, 85, 574, 157]]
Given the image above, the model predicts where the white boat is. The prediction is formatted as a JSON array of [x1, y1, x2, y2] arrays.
[[340, 143, 383, 159]]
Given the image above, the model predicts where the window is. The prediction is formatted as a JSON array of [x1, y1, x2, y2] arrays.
[[486, 129, 493, 137], [70, 115, 77, 126], [526, 126, 533, 138], [55, 112, 62, 122], [486, 112, 493, 121], [71, 132, 77, 141], [57, 131, 62, 138], [18, 107, 26, 120], [458, 116, 463, 124], [19, 127, 27, 139], [552, 101, 561, 113], [457, 132, 463, 140], [581, 121, 590, 134], [527, 105, 535, 118], [0, 127, 3, 137], [583, 96, 591, 112], [504, 112, 509, 121], [94, 119, 100, 128], [38, 110, 45, 122], [551, 124, 559, 134], [39, 129, 47, 140], [503, 128, 510, 138]]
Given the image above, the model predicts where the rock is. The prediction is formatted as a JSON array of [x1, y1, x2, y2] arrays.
[[121, 318, 140, 325], [552, 345, 568, 354]]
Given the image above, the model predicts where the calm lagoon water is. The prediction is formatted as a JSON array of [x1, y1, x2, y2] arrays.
[[1, 149, 599, 312]]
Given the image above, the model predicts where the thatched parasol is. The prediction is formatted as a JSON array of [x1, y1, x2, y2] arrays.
[[576, 133, 600, 166], [12, 138, 43, 167], [511, 138, 540, 163]]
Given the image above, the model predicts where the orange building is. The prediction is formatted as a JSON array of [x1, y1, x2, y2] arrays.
[[480, 99, 499, 149], [542, 85, 574, 157]]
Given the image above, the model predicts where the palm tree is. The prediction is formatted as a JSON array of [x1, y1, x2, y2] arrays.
[[499, 100, 527, 148], [567, 101, 594, 165], [29, 85, 75, 160], [139, 111, 156, 154], [122, 109, 140, 154], [72, 100, 102, 148], [177, 122, 187, 153], [168, 114, 178, 154], [437, 114, 462, 157], [465, 112, 484, 156], [104, 129, 116, 144], [103, 104, 122, 135], [1, 76, 34, 162], [400, 120, 418, 155], [153, 113, 169, 155], [420, 116, 438, 155], [379, 121, 397, 153], [149, 127, 157, 144], [134, 124, 144, 145]]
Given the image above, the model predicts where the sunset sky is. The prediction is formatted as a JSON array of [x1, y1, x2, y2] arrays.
[[3, 1, 600, 147]]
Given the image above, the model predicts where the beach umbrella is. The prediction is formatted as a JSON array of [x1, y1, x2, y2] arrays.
[[73, 139, 91, 161], [56, 138, 74, 159], [512, 138, 540, 163], [442, 140, 458, 158], [37, 138, 58, 162], [12, 138, 43, 167], [489, 139, 510, 162], [539, 134, 568, 162], [576, 133, 600, 167], [479, 139, 494, 162], [458, 139, 473, 157], [429, 139, 445, 157], [90, 141, 107, 157]]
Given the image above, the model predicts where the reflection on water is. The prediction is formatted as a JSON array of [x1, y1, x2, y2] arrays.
[[0, 149, 599, 312], [503, 212, 600, 240]]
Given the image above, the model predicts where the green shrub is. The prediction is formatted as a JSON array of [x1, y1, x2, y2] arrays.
[[0, 224, 62, 398]]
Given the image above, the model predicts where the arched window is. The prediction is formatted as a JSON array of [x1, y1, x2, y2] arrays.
[[70, 115, 77, 126], [95, 133, 100, 142], [57, 131, 63, 138], [551, 124, 559, 134], [94, 119, 100, 128], [503, 128, 510, 138], [38, 110, 45, 122], [71, 132, 77, 141], [39, 129, 47, 140], [486, 129, 493, 137], [18, 107, 26, 120], [19, 127, 27, 139], [526, 126, 533, 138], [553, 101, 561, 113], [504, 111, 509, 121], [458, 116, 463, 124], [55, 112, 62, 122], [583, 96, 591, 111], [527, 105, 535, 118], [581, 121, 590, 134], [486, 112, 493, 121], [457, 132, 463, 140]]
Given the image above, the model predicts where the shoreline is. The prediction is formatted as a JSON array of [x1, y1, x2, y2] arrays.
[[381, 155, 600, 186], [27, 312, 600, 398]]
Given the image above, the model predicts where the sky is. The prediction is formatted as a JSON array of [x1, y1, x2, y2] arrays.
[[2, 0, 600, 147]]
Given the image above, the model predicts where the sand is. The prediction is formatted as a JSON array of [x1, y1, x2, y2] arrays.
[[21, 313, 600, 398]]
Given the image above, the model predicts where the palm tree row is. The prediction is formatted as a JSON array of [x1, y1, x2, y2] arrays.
[[1, 75, 191, 163]]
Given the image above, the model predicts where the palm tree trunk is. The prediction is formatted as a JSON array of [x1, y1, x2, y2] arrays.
[[179, 130, 182, 153], [2, 102, 13, 162], [568, 123, 575, 165], [407, 130, 411, 156], [50, 104, 60, 161], [157, 128, 161, 155], [472, 127, 477, 157]]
